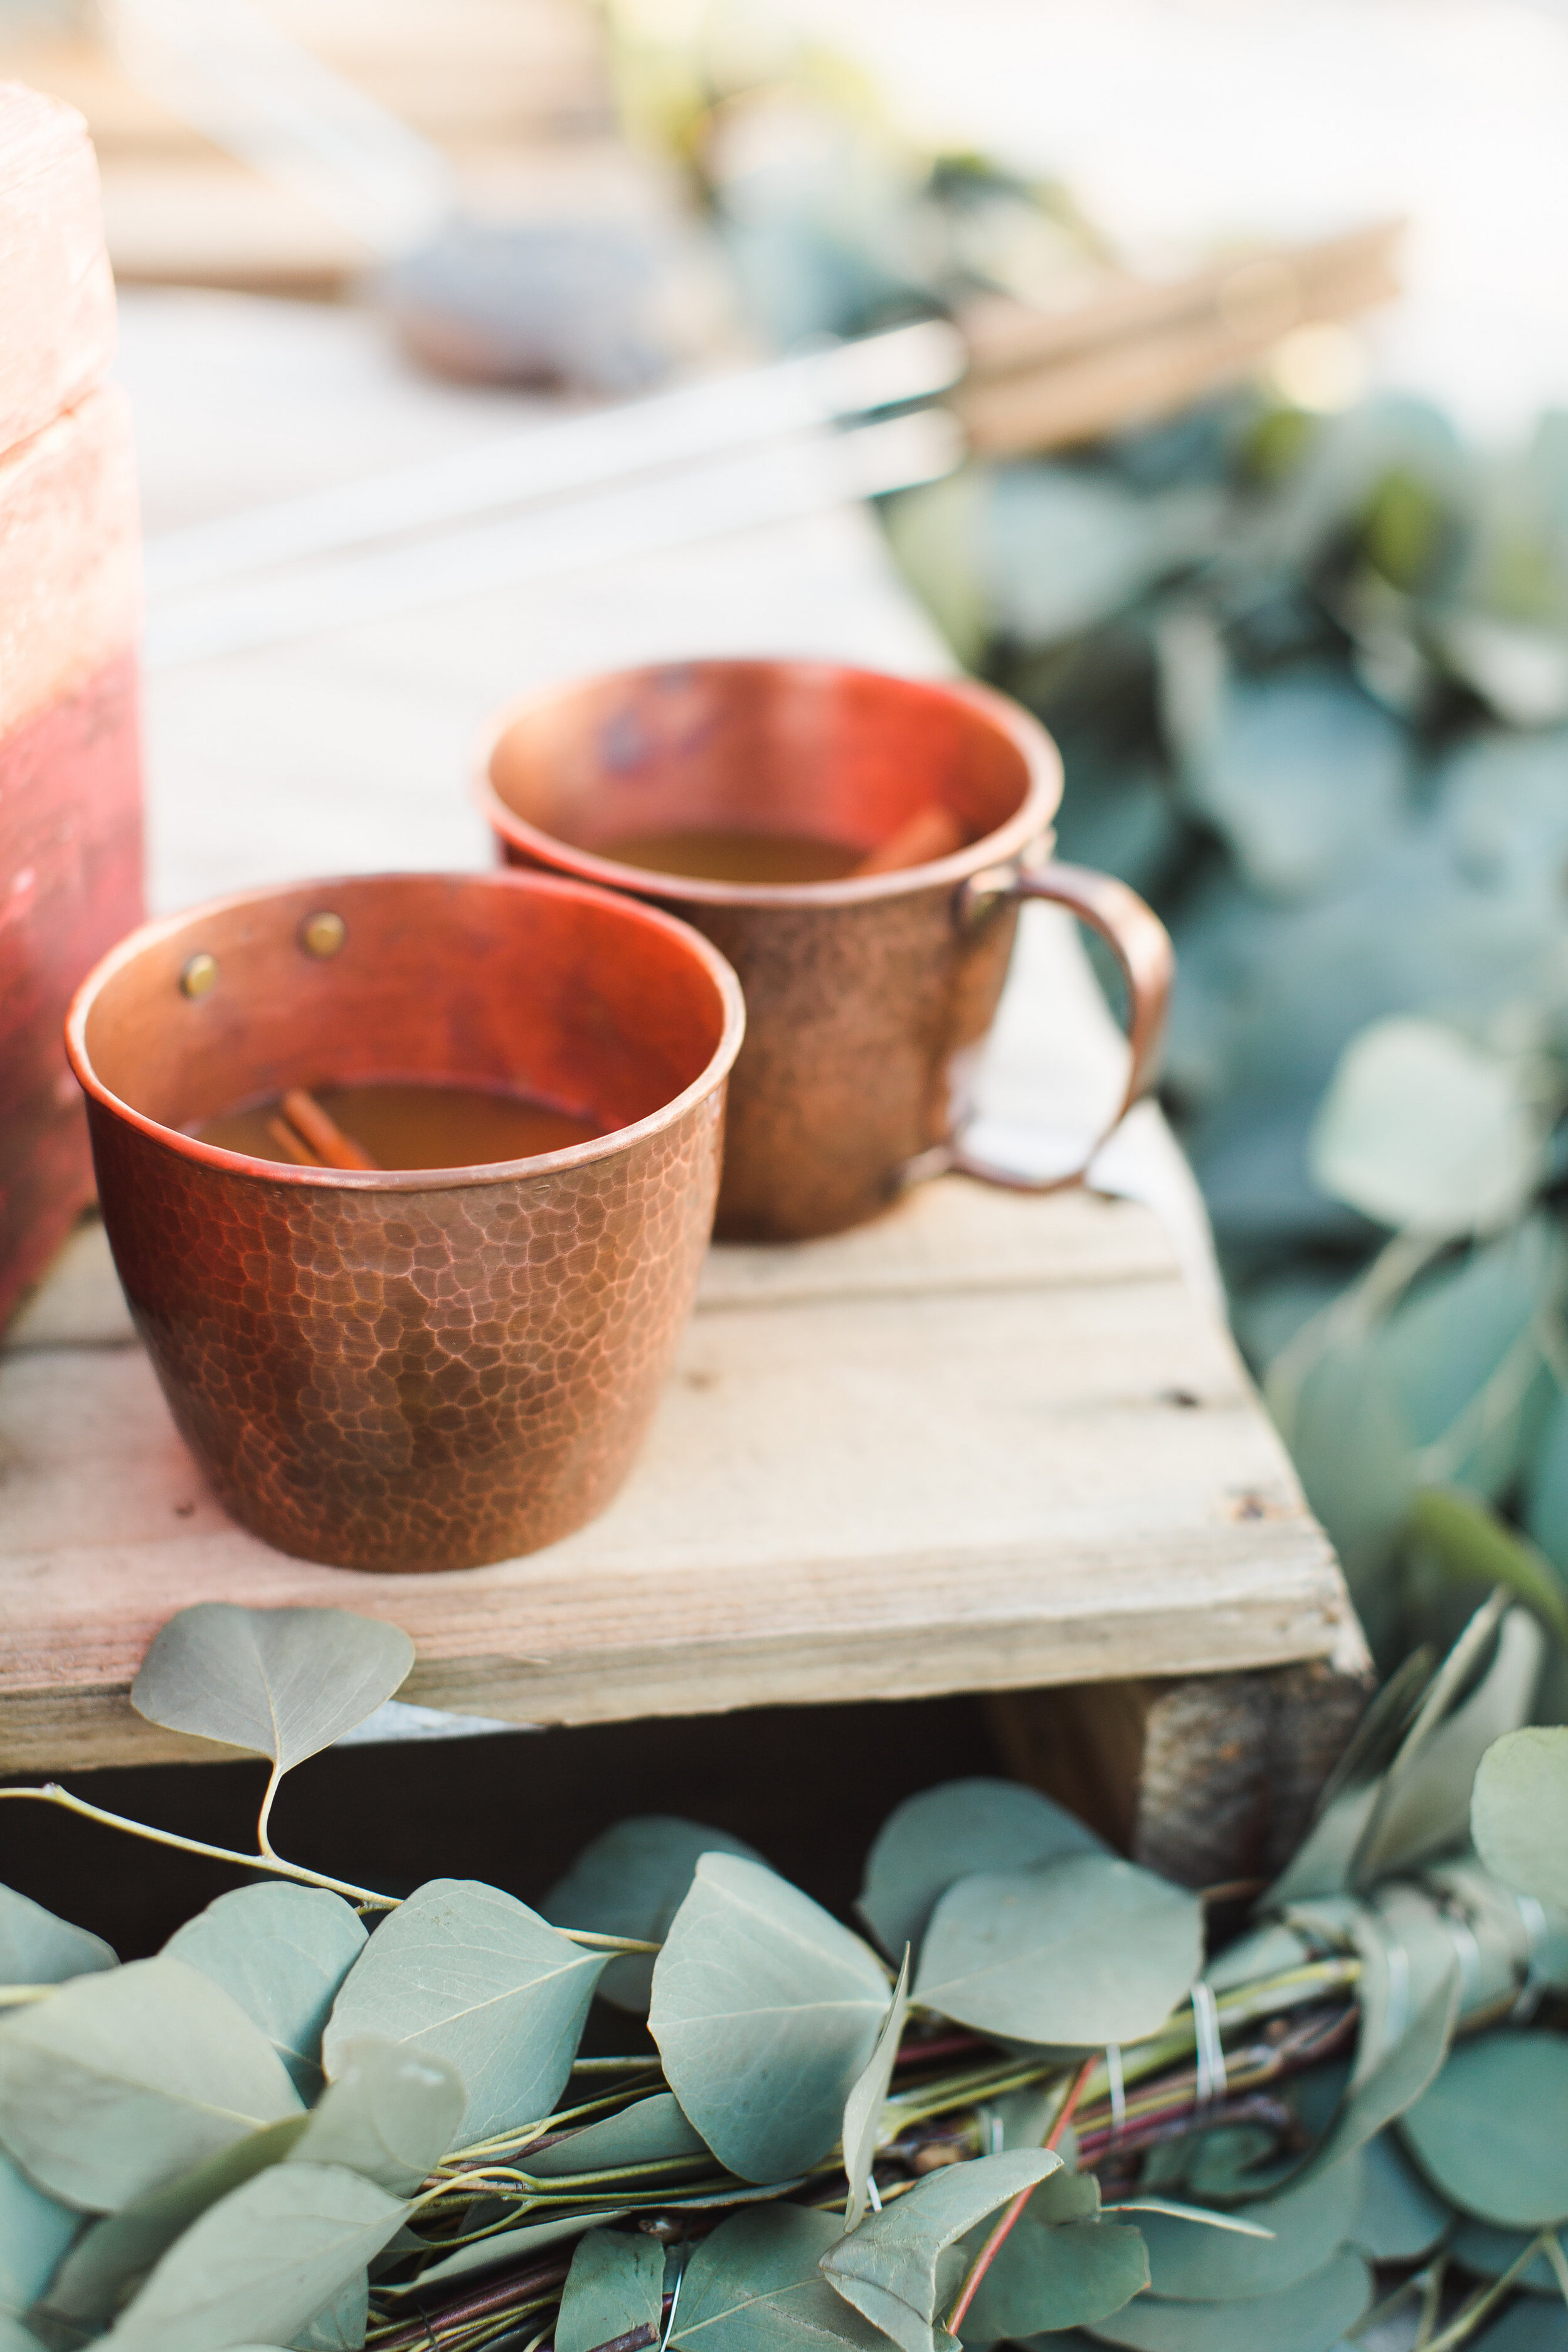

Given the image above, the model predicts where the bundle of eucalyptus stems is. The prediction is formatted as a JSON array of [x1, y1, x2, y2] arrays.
[[0, 1592, 1562, 2352]]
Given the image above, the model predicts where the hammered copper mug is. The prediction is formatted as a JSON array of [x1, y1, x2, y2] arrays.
[[65, 871, 743, 1571], [479, 659, 1172, 1241]]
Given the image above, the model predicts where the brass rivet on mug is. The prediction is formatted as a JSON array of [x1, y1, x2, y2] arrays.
[[179, 951, 218, 999], [300, 909, 346, 959]]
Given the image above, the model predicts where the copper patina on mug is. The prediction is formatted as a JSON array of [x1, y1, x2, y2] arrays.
[[65, 871, 744, 1571], [479, 659, 1173, 1241]]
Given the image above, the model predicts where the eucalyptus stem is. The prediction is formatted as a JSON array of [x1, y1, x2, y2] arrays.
[[0, 1784, 401, 1910], [1407, 2230, 1556, 2352], [0, 1985, 60, 2005], [0, 1785, 660, 1951], [944, 2055, 1096, 2334]]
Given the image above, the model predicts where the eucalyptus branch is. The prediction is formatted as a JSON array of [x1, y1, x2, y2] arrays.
[[1416, 2230, 1557, 2352], [0, 1784, 401, 1910], [0, 1784, 661, 1951], [944, 2054, 1097, 2334]]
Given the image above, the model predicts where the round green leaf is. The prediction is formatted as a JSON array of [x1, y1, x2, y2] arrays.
[[98, 2161, 406, 2351], [544, 1818, 763, 2013], [1136, 2155, 1361, 2302], [859, 1781, 1105, 1963], [914, 1855, 1202, 2046], [0, 1883, 115, 1986], [1084, 2249, 1370, 2352], [0, 2148, 76, 2314], [960, 2173, 1147, 2341], [1399, 2031, 1568, 2227], [323, 1879, 607, 2149], [674, 2204, 888, 2352], [1308, 1016, 1545, 1237], [820, 2150, 1062, 2352], [33, 2120, 307, 2342], [131, 1604, 414, 1769], [556, 2227, 665, 2352], [1473, 1729, 1568, 1915], [649, 1855, 889, 2183], [1346, 2132, 1449, 2262], [287, 2035, 464, 2193], [164, 1885, 367, 2099], [524, 2091, 711, 2180], [0, 1956, 301, 2212]]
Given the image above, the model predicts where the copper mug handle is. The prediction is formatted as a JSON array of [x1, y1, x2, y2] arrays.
[[928, 859, 1174, 1194]]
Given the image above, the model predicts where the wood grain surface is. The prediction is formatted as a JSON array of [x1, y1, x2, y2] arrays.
[[0, 1177, 1359, 1772]]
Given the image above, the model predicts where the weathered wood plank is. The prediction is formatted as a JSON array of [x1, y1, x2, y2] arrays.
[[0, 1176, 1359, 1772]]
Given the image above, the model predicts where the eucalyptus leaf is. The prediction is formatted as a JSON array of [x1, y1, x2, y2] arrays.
[[290, 2270, 368, 2349], [288, 2036, 464, 2193], [524, 2092, 711, 2180], [1345, 2131, 1448, 2263], [556, 2227, 665, 2352], [1352, 1606, 1543, 1885], [164, 1886, 368, 2099], [649, 1856, 889, 2183], [1473, 1729, 1568, 1914], [672, 2205, 887, 2352], [0, 2153, 75, 2318], [131, 1603, 415, 1772], [843, 1949, 910, 2232], [0, 1885, 115, 1987], [1082, 2249, 1370, 2352], [0, 1955, 302, 2211], [32, 2120, 307, 2343], [820, 2149, 1062, 2352], [1310, 1017, 1547, 1239], [99, 2162, 406, 2351], [1266, 1651, 1435, 1905], [544, 1819, 763, 2012], [1411, 1490, 1568, 1651], [0, 2328, 41, 2351], [323, 1879, 608, 2147], [389, 2208, 632, 2293], [1452, 2218, 1564, 2297], [1399, 2031, 1568, 2228], [914, 1855, 1202, 2046], [1133, 2156, 1359, 2301], [959, 2171, 1148, 2341], [1302, 1961, 1458, 2181], [858, 1782, 1105, 1963]]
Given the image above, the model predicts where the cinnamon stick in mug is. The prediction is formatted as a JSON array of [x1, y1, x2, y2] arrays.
[[852, 803, 964, 877]]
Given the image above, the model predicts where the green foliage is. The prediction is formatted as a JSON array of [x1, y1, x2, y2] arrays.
[[1079, 2249, 1371, 2352], [958, 2171, 1148, 2341], [857, 1781, 1104, 1962], [649, 1854, 889, 2181], [164, 1886, 367, 2100], [672, 2206, 885, 2352], [914, 1855, 1203, 2045], [1399, 2032, 1568, 2229], [556, 2227, 664, 2352], [322, 1880, 608, 2147], [0, 1885, 115, 1986], [0, 1956, 301, 2211], [544, 1818, 763, 2012], [1472, 1725, 1568, 1910], [3, 1596, 1566, 2352], [820, 2151, 1061, 2352], [95, 2163, 405, 2350]]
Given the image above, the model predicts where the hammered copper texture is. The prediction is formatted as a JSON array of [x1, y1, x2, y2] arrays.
[[482, 660, 1062, 1241], [67, 871, 741, 1572], [87, 1098, 722, 1570]]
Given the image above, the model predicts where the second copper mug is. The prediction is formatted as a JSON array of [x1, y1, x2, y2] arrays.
[[480, 659, 1172, 1242]]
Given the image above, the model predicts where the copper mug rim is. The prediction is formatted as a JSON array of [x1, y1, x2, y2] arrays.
[[474, 657, 1064, 906], [65, 867, 747, 1195]]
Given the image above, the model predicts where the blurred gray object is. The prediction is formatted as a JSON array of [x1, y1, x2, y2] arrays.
[[105, 0, 702, 392]]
